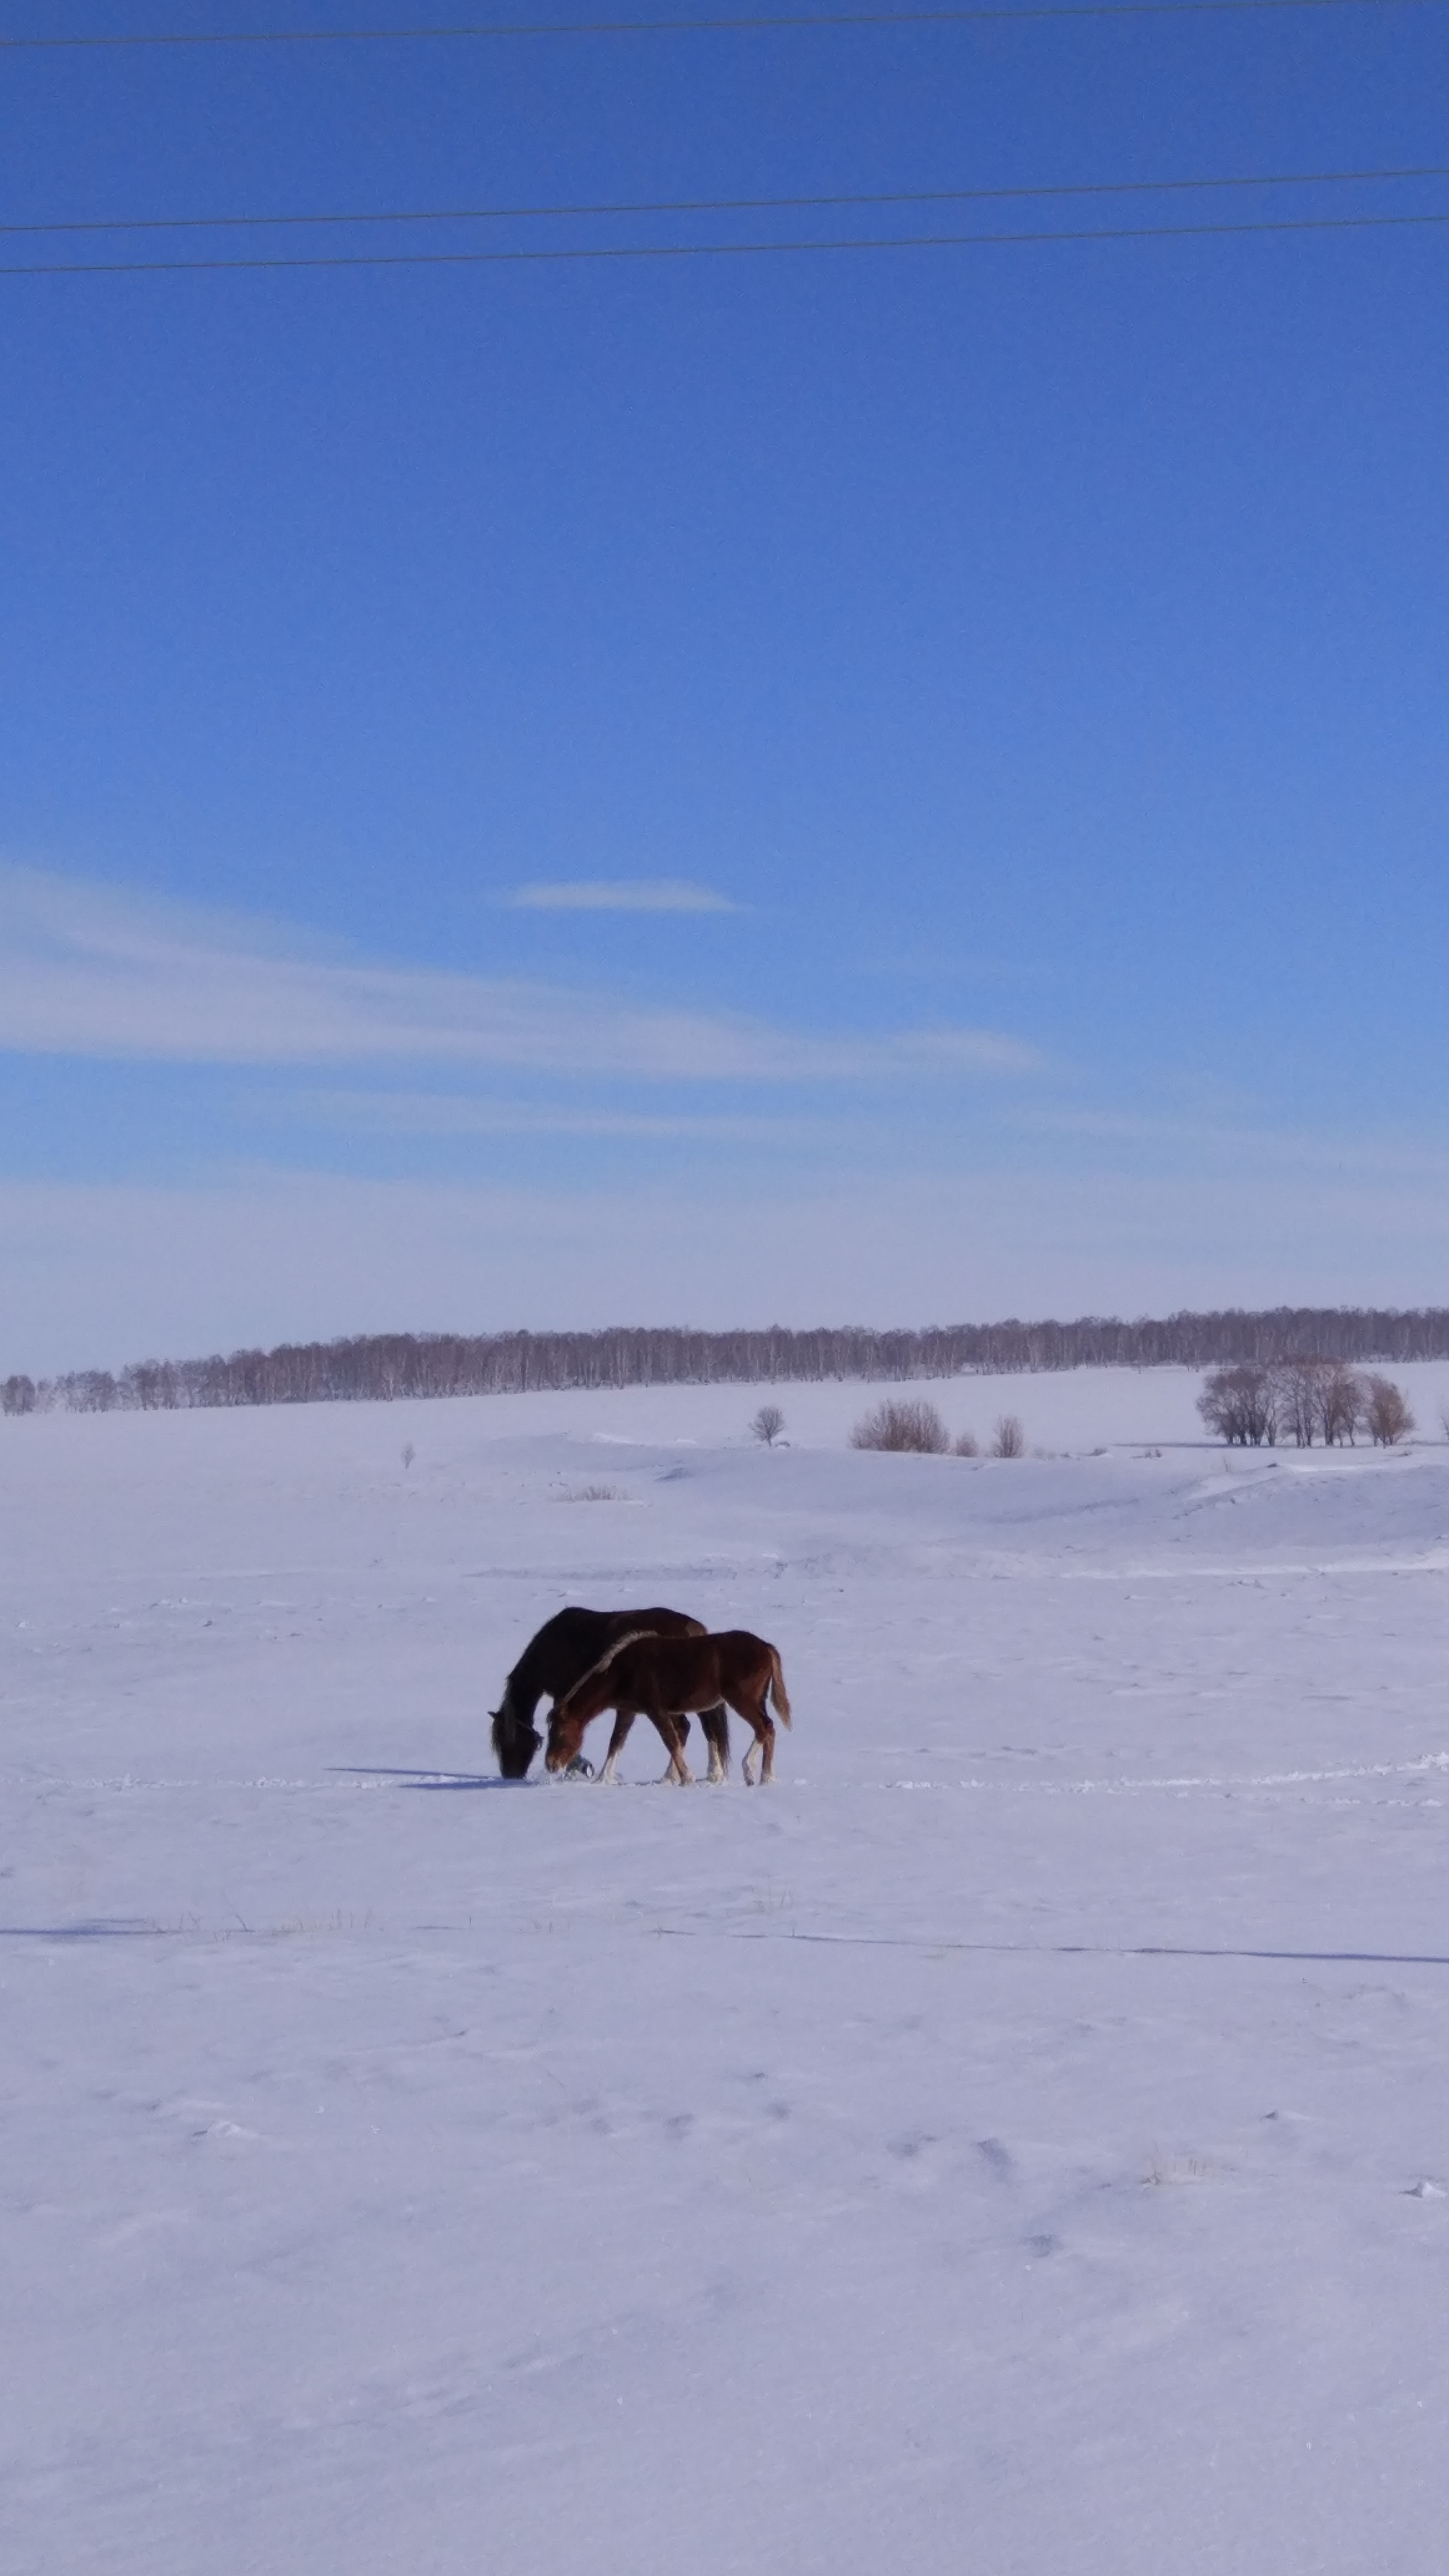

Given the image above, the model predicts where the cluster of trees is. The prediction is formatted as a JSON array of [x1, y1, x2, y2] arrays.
[[1196, 1361, 1416, 1448], [3, 1305, 1445, 1421], [848, 1398, 1027, 1457]]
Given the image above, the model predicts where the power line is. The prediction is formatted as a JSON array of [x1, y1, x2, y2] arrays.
[[3, 0, 1443, 50], [5, 206, 1449, 271], [6, 161, 1447, 236]]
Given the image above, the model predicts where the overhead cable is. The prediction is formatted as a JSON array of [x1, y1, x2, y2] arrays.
[[6, 161, 1448, 237], [3, 0, 1443, 50], [6, 206, 1449, 272]]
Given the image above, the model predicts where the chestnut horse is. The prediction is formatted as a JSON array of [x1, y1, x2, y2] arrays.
[[547, 1630, 792, 1786], [490, 1605, 729, 1779]]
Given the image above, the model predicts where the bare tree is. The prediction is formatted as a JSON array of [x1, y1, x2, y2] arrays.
[[1273, 1357, 1335, 1448], [751, 1404, 785, 1446], [1, 1375, 37, 1416], [953, 1428, 979, 1455], [991, 1414, 1025, 1459], [1317, 1364, 1365, 1447], [1196, 1365, 1277, 1446], [850, 1399, 949, 1453], [1363, 1375, 1415, 1446], [61, 1369, 120, 1414]]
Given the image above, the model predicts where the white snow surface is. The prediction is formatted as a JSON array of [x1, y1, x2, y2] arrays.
[[6, 1368, 1449, 2575]]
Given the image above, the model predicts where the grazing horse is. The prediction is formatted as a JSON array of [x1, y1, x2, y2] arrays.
[[547, 1630, 792, 1786], [490, 1606, 729, 1779]]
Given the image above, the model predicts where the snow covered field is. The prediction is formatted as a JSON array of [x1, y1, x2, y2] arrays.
[[6, 1365, 1449, 2576]]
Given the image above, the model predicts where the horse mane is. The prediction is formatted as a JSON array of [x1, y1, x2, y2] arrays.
[[553, 1627, 657, 1719]]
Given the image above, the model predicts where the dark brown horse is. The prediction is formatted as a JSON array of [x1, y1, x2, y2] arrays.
[[490, 1606, 729, 1779], [547, 1630, 792, 1786]]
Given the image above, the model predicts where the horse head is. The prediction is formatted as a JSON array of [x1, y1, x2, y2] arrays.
[[491, 1681, 543, 1780]]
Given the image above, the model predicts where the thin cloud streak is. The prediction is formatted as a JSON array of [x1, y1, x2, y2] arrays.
[[302, 1090, 813, 1141], [0, 862, 1040, 1083], [1015, 1102, 1449, 1182], [507, 877, 738, 913]]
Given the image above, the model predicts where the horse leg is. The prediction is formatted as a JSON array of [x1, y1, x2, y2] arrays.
[[699, 1701, 729, 1784], [732, 1688, 775, 1786], [598, 1707, 634, 1785], [667, 1711, 695, 1785], [601, 1706, 691, 1785], [646, 1696, 693, 1785]]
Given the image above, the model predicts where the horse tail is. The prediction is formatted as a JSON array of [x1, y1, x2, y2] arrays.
[[766, 1647, 792, 1728], [554, 1627, 656, 1721]]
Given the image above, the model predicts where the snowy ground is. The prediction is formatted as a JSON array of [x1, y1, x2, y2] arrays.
[[6, 1366, 1449, 2575]]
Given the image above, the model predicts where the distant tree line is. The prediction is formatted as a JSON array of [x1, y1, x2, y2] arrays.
[[1197, 1360, 1415, 1448], [4, 1305, 1448, 1419]]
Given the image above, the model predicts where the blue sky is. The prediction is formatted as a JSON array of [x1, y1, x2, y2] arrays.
[[2, 2, 1448, 1365]]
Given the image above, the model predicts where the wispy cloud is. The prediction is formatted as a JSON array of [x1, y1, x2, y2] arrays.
[[0, 862, 1040, 1084], [507, 878, 737, 913], [1015, 1102, 1449, 1182], [303, 1090, 811, 1143]]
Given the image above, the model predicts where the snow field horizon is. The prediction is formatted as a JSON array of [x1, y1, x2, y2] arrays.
[[6, 1355, 1449, 1462], [6, 1368, 1449, 2573]]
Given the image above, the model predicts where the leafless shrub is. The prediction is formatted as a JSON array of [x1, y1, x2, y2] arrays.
[[400, 1442, 416, 1470], [850, 1398, 949, 1454], [560, 1482, 628, 1501], [751, 1404, 785, 1446], [953, 1428, 979, 1456], [1196, 1364, 1278, 1446], [1143, 2147, 1223, 2188], [991, 1414, 1025, 1460], [1, 1375, 37, 1416], [1363, 1374, 1415, 1446]]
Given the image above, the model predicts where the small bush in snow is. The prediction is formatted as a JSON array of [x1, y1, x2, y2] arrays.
[[991, 1414, 1025, 1460], [751, 1404, 785, 1446], [850, 1398, 949, 1454], [953, 1428, 979, 1456]]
